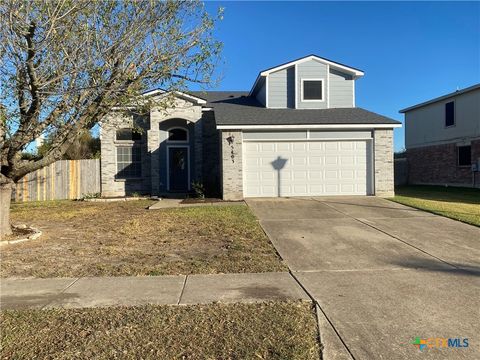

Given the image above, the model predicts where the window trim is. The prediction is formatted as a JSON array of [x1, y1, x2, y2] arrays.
[[166, 126, 189, 143], [115, 145, 142, 180], [457, 145, 471, 167], [444, 101, 455, 128], [301, 78, 325, 102]]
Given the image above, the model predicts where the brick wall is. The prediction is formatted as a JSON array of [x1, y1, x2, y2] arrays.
[[100, 113, 150, 197], [221, 130, 243, 200], [201, 111, 221, 197], [374, 129, 395, 197], [406, 139, 480, 187]]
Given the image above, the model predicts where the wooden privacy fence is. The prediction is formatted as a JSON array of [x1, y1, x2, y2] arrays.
[[13, 159, 101, 202]]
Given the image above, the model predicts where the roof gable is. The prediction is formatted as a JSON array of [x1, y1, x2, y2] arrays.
[[142, 89, 207, 105], [249, 54, 364, 96], [260, 54, 364, 77]]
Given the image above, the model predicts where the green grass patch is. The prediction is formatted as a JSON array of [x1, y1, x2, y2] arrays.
[[391, 185, 480, 226], [0, 302, 320, 359]]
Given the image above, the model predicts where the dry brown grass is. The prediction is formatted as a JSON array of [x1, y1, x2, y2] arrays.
[[0, 301, 320, 360], [1, 200, 286, 278]]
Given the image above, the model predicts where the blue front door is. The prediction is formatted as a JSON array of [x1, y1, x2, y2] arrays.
[[169, 147, 189, 191]]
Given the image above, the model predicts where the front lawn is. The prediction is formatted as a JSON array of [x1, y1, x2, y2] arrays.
[[1, 201, 286, 278], [0, 301, 320, 359], [391, 185, 480, 226]]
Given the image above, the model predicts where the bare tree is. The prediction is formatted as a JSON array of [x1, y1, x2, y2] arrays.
[[0, 0, 222, 238]]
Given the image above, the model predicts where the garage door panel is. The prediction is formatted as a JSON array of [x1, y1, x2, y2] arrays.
[[244, 140, 371, 197]]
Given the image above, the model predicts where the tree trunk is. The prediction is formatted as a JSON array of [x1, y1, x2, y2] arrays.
[[0, 181, 13, 240]]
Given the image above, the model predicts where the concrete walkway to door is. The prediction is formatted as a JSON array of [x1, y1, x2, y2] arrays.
[[247, 197, 480, 360]]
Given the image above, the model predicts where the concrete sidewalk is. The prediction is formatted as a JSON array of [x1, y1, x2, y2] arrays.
[[0, 272, 310, 310]]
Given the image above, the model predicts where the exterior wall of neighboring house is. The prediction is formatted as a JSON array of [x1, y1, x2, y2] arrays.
[[406, 140, 480, 186], [404, 88, 480, 187], [296, 59, 329, 109], [329, 69, 354, 108], [405, 88, 480, 148], [268, 67, 295, 108]]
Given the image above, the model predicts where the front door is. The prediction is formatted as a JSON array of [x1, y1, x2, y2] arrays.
[[168, 147, 189, 191]]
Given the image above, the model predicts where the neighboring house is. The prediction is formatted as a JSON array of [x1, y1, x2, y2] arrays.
[[400, 84, 480, 187], [100, 54, 401, 199]]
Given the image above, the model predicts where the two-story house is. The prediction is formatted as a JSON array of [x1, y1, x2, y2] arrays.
[[100, 54, 401, 199], [400, 83, 480, 187]]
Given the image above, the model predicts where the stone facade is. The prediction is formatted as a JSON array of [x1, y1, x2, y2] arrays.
[[101, 95, 214, 197], [220, 130, 243, 200], [406, 139, 480, 187], [374, 129, 395, 197], [100, 113, 150, 197]]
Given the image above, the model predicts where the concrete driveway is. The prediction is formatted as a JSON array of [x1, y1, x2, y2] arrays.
[[247, 197, 480, 360]]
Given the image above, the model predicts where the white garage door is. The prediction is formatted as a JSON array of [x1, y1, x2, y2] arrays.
[[243, 140, 372, 197]]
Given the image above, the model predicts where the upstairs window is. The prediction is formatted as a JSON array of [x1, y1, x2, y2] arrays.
[[457, 145, 471, 166], [116, 128, 142, 141], [445, 101, 455, 127], [167, 127, 188, 142], [302, 79, 324, 101]]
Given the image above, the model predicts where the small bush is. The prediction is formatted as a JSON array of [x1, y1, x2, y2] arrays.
[[191, 181, 205, 199]]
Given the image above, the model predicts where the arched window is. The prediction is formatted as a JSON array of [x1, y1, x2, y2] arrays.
[[167, 127, 188, 142], [116, 128, 142, 141]]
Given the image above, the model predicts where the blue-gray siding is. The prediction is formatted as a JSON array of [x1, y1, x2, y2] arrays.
[[256, 80, 266, 106], [296, 59, 328, 109], [267, 66, 295, 108], [329, 69, 354, 108]]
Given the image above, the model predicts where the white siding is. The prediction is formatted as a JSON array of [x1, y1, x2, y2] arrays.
[[405, 88, 480, 148]]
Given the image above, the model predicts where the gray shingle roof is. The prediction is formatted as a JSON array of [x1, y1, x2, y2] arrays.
[[189, 91, 249, 106], [399, 83, 480, 113], [190, 92, 400, 126]]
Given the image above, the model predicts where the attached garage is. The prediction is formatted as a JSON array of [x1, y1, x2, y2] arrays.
[[243, 131, 373, 197], [216, 107, 400, 200]]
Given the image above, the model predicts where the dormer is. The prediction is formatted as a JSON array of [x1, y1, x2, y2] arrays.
[[249, 54, 364, 109]]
